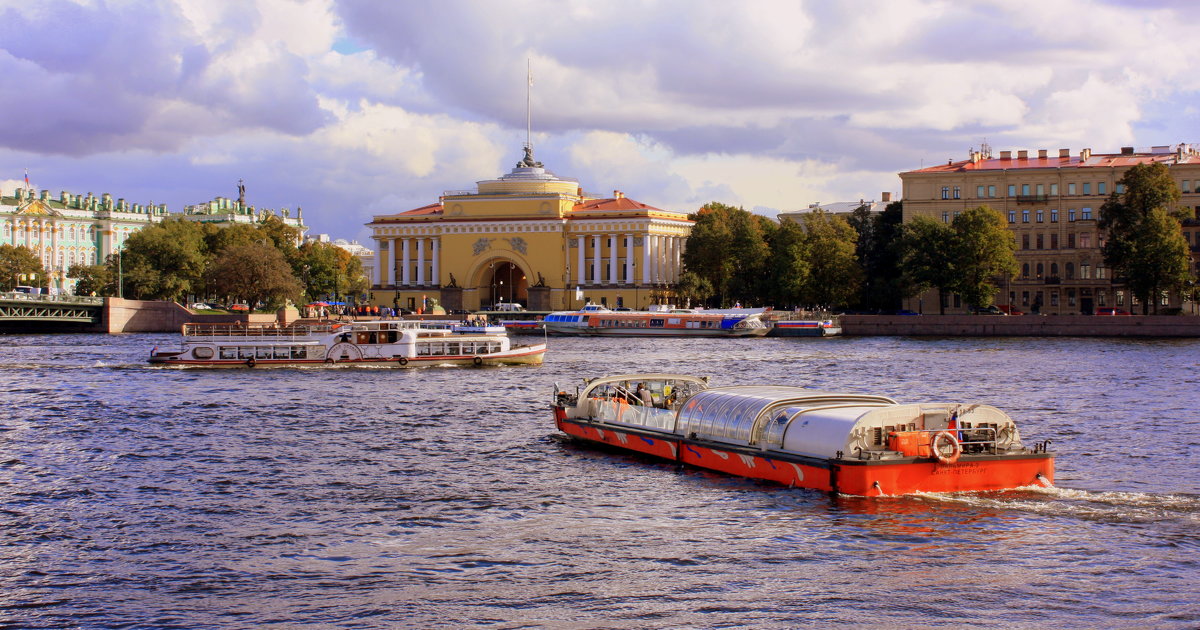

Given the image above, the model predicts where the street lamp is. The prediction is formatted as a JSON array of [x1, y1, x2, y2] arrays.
[[490, 262, 495, 308]]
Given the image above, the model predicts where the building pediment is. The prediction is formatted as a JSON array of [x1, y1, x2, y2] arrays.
[[15, 200, 61, 217]]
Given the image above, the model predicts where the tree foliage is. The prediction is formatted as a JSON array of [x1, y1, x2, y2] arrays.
[[765, 220, 809, 308], [682, 202, 739, 306], [117, 217, 208, 300], [67, 263, 114, 297], [207, 242, 302, 309], [296, 241, 369, 301], [851, 201, 905, 312], [795, 210, 861, 309], [899, 217, 957, 314], [1100, 162, 1191, 313], [0, 244, 46, 291], [949, 205, 1018, 308], [673, 271, 714, 308]]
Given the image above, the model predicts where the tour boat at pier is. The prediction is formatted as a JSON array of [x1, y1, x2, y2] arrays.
[[149, 320, 546, 368], [552, 374, 1054, 496], [500, 319, 545, 332], [770, 319, 842, 337], [543, 304, 770, 337]]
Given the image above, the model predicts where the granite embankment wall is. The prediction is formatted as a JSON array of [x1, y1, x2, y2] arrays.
[[98, 299, 288, 333], [840, 314, 1200, 337]]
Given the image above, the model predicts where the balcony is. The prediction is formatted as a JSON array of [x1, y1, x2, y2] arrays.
[[1015, 194, 1049, 204], [1043, 276, 1061, 285]]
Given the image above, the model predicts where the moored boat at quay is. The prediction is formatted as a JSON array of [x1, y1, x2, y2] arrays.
[[543, 304, 770, 337], [552, 373, 1054, 496], [770, 319, 842, 337], [149, 320, 546, 368]]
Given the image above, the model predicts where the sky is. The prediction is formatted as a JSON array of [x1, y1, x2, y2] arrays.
[[1, 0, 1197, 244]]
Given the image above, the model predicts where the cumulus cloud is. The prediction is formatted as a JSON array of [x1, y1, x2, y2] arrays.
[[1, 0, 1198, 246]]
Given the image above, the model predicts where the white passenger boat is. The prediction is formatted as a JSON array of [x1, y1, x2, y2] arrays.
[[552, 373, 1054, 496], [149, 320, 546, 368], [543, 304, 770, 337]]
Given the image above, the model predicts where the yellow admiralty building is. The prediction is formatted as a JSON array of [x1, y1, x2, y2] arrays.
[[368, 147, 692, 312]]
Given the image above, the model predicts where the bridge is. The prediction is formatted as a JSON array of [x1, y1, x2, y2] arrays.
[[0, 292, 104, 330]]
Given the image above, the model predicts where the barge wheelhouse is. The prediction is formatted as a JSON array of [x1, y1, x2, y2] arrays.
[[552, 374, 1054, 496]]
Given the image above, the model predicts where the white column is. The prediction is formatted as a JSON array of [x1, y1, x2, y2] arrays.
[[649, 235, 658, 283], [377, 239, 389, 287], [674, 236, 683, 281], [608, 234, 617, 285], [591, 235, 601, 286], [401, 238, 411, 286], [642, 234, 651, 284], [624, 235, 634, 284], [416, 237, 426, 286], [432, 238, 440, 285], [51, 221, 58, 274], [576, 236, 585, 285]]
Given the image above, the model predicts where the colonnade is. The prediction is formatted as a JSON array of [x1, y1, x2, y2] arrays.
[[377, 236, 441, 287], [573, 232, 684, 286]]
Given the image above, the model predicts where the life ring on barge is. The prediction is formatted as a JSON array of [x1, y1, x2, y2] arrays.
[[398, 357, 408, 366], [930, 431, 961, 464], [246, 357, 257, 368], [473, 356, 483, 367]]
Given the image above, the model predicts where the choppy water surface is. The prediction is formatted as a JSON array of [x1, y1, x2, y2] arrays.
[[2, 333, 1199, 628]]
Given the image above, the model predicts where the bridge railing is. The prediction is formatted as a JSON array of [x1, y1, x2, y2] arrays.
[[0, 292, 104, 306]]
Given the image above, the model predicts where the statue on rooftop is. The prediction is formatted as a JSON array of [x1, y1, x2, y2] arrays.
[[517, 145, 543, 168]]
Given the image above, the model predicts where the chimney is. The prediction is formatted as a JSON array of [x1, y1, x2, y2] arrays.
[[1059, 148, 1070, 158], [1018, 150, 1029, 159], [1038, 149, 1048, 159], [1000, 151, 1011, 160], [614, 190, 623, 199], [1121, 146, 1135, 155], [881, 192, 892, 202], [1081, 148, 1091, 160]]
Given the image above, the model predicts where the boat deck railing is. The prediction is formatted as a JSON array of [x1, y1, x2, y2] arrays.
[[872, 426, 1014, 459], [182, 322, 341, 340]]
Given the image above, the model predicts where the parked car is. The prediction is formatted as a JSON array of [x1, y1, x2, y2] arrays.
[[1096, 307, 1131, 316], [190, 302, 215, 310], [893, 309, 920, 316], [969, 305, 1008, 315], [997, 305, 1025, 315], [229, 304, 250, 312], [491, 302, 524, 312]]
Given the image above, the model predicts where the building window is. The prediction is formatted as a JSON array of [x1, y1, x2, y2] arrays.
[[1116, 290, 1125, 306], [1116, 183, 1125, 194], [1050, 183, 1059, 196], [1068, 289, 1077, 307], [1068, 233, 1076, 248], [1161, 291, 1170, 306], [1065, 262, 1074, 279], [1183, 180, 1191, 194], [977, 185, 986, 198], [1008, 210, 1017, 223], [1082, 182, 1091, 195], [941, 187, 950, 200], [1097, 290, 1106, 306], [1080, 233, 1091, 248], [1022, 234, 1030, 250], [1050, 262, 1059, 277], [1036, 210, 1044, 223], [1069, 209, 1076, 222], [1036, 263, 1044, 278], [1097, 265, 1106, 279], [1036, 234, 1044, 249], [1022, 263, 1030, 278], [1080, 263, 1090, 279], [1036, 184, 1045, 195], [1081, 207, 1093, 220], [1008, 184, 1016, 197], [1022, 291, 1030, 306], [988, 185, 996, 197], [1098, 182, 1107, 195], [1022, 210, 1030, 223], [1022, 184, 1031, 195], [1051, 209, 1058, 222], [1068, 182, 1077, 195], [942, 212, 950, 223], [1051, 234, 1058, 249], [1050, 291, 1059, 307], [953, 186, 961, 199]]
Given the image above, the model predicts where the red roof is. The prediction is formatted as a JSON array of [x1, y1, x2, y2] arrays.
[[572, 196, 657, 213], [906, 151, 1198, 174]]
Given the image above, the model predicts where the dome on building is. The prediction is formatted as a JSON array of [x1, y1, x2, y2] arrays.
[[476, 146, 580, 196]]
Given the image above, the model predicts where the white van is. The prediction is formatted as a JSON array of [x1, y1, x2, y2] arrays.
[[493, 302, 524, 312]]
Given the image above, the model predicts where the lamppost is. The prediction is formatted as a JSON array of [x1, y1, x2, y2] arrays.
[[632, 261, 638, 309], [490, 262, 495, 308]]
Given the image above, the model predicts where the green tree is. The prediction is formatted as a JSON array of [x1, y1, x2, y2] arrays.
[[295, 241, 368, 302], [0, 244, 46, 291], [797, 210, 862, 309], [1100, 162, 1191, 313], [727, 210, 772, 305], [949, 206, 1018, 309], [673, 271, 714, 309], [207, 242, 302, 309], [899, 217, 957, 314], [67, 263, 114, 296], [850, 201, 905, 312], [118, 217, 208, 300], [766, 219, 809, 308], [682, 202, 737, 306]]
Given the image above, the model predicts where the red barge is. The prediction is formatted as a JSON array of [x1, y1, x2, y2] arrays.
[[552, 374, 1054, 496]]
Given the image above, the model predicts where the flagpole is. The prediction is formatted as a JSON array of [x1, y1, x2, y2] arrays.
[[526, 58, 532, 150]]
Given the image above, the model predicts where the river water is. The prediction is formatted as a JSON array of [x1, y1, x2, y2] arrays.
[[1, 332, 1198, 628]]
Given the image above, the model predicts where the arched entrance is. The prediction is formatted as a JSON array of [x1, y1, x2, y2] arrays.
[[480, 259, 528, 308]]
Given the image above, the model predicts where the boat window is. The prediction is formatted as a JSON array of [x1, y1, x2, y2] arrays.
[[273, 346, 290, 359], [291, 346, 306, 359], [220, 347, 237, 360], [650, 318, 664, 327], [445, 342, 461, 355], [193, 347, 214, 359], [256, 347, 272, 359]]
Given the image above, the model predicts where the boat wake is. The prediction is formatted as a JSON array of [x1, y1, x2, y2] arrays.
[[922, 485, 1200, 525]]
